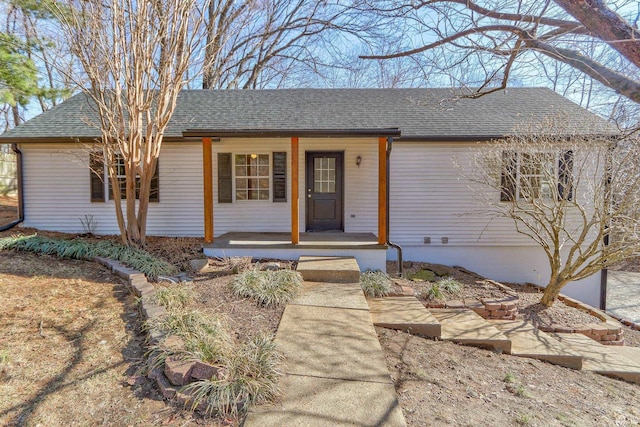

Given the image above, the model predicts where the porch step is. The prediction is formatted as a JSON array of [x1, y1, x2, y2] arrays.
[[489, 320, 583, 370], [296, 256, 360, 283], [429, 308, 511, 353], [367, 296, 442, 338], [552, 333, 640, 384]]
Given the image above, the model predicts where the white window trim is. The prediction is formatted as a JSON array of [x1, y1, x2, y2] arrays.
[[513, 151, 559, 201], [233, 153, 271, 202]]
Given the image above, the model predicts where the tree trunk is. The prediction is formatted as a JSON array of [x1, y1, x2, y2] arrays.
[[540, 278, 570, 307]]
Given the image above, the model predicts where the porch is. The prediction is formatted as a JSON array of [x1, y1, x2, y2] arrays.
[[202, 232, 388, 271]]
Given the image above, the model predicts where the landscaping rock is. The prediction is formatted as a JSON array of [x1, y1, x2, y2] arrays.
[[164, 356, 195, 386], [190, 259, 209, 272], [155, 372, 177, 399], [431, 265, 451, 277], [162, 335, 185, 351], [190, 361, 222, 381], [175, 391, 208, 413], [265, 262, 281, 271], [410, 269, 437, 282]]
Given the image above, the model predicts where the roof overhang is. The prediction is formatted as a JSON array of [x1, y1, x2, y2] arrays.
[[182, 128, 401, 138]]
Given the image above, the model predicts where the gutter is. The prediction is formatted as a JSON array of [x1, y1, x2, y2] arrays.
[[0, 143, 24, 231], [385, 136, 403, 277]]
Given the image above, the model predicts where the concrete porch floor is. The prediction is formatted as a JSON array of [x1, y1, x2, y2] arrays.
[[202, 232, 388, 272], [203, 231, 385, 250]]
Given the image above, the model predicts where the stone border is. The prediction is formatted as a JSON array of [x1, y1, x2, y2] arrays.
[[92, 256, 224, 413]]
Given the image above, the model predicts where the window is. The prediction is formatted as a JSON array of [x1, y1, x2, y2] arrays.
[[234, 154, 270, 201], [501, 150, 573, 202], [89, 152, 159, 202], [218, 152, 286, 203]]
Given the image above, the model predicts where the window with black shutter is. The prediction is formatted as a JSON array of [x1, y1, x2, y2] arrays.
[[500, 150, 574, 202], [218, 153, 233, 203], [558, 150, 573, 201], [90, 152, 105, 202], [106, 153, 160, 202], [272, 152, 287, 202]]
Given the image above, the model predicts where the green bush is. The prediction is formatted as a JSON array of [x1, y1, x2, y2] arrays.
[[232, 268, 302, 307], [425, 283, 444, 300], [360, 271, 393, 297], [0, 234, 176, 280]]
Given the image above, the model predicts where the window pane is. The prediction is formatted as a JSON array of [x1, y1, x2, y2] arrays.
[[236, 178, 245, 190], [259, 178, 269, 189], [248, 190, 258, 200], [259, 155, 269, 166], [259, 165, 269, 176], [259, 191, 269, 200], [235, 155, 246, 166], [248, 178, 258, 189], [236, 190, 247, 200]]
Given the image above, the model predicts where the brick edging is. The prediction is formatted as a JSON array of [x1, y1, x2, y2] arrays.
[[92, 256, 221, 411]]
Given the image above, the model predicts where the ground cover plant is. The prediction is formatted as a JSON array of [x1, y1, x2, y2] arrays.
[[148, 281, 283, 418], [360, 270, 393, 297], [231, 267, 302, 307], [0, 234, 176, 279]]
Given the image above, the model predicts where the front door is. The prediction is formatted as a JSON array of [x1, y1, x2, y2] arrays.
[[306, 152, 344, 231]]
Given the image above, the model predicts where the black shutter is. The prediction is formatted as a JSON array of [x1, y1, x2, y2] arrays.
[[150, 162, 160, 202], [558, 150, 573, 201], [218, 153, 232, 203], [500, 151, 517, 202], [272, 152, 287, 202], [90, 152, 105, 202]]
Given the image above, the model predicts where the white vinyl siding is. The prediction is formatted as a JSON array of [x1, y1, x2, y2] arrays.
[[20, 142, 203, 236], [389, 142, 548, 246], [210, 137, 379, 235]]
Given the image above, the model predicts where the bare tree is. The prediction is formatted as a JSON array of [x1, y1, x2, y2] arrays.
[[358, 1, 640, 112], [467, 118, 640, 306], [53, 0, 205, 246], [201, 0, 382, 89]]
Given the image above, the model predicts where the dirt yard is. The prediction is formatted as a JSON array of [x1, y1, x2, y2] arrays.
[[377, 328, 640, 427], [2, 233, 639, 426], [0, 194, 17, 225], [0, 251, 220, 426]]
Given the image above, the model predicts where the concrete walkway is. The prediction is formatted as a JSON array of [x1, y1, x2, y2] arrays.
[[243, 281, 406, 427], [607, 271, 640, 324]]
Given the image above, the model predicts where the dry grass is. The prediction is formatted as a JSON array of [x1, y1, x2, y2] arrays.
[[0, 251, 208, 426]]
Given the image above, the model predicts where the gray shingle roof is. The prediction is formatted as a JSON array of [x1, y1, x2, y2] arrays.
[[0, 88, 614, 142]]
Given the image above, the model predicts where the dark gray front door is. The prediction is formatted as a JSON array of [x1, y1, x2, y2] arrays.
[[306, 152, 343, 231]]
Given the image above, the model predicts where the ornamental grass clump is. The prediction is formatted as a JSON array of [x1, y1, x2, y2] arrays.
[[149, 286, 283, 417], [0, 234, 176, 280], [360, 271, 393, 297], [180, 331, 283, 417], [437, 277, 463, 294], [232, 268, 302, 307]]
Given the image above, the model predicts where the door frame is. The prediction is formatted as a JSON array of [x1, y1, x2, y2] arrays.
[[305, 151, 345, 232]]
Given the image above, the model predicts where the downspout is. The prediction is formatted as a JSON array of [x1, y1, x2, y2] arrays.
[[386, 136, 403, 277], [0, 143, 24, 231]]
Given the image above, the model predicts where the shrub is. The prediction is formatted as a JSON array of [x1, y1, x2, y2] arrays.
[[425, 283, 444, 300], [0, 234, 176, 280], [155, 284, 195, 311], [437, 277, 463, 294], [232, 268, 302, 307], [360, 271, 392, 297]]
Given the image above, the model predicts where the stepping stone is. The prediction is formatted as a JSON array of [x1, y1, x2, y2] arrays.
[[292, 281, 369, 310], [296, 256, 360, 283], [429, 308, 511, 353], [244, 374, 406, 427], [489, 320, 582, 369], [368, 296, 441, 338], [552, 333, 640, 384]]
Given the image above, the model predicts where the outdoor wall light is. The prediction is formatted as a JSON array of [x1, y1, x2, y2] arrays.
[[356, 155, 362, 167]]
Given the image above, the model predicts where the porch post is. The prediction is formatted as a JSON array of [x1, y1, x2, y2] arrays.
[[378, 136, 387, 245], [203, 137, 214, 243], [291, 136, 299, 244]]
